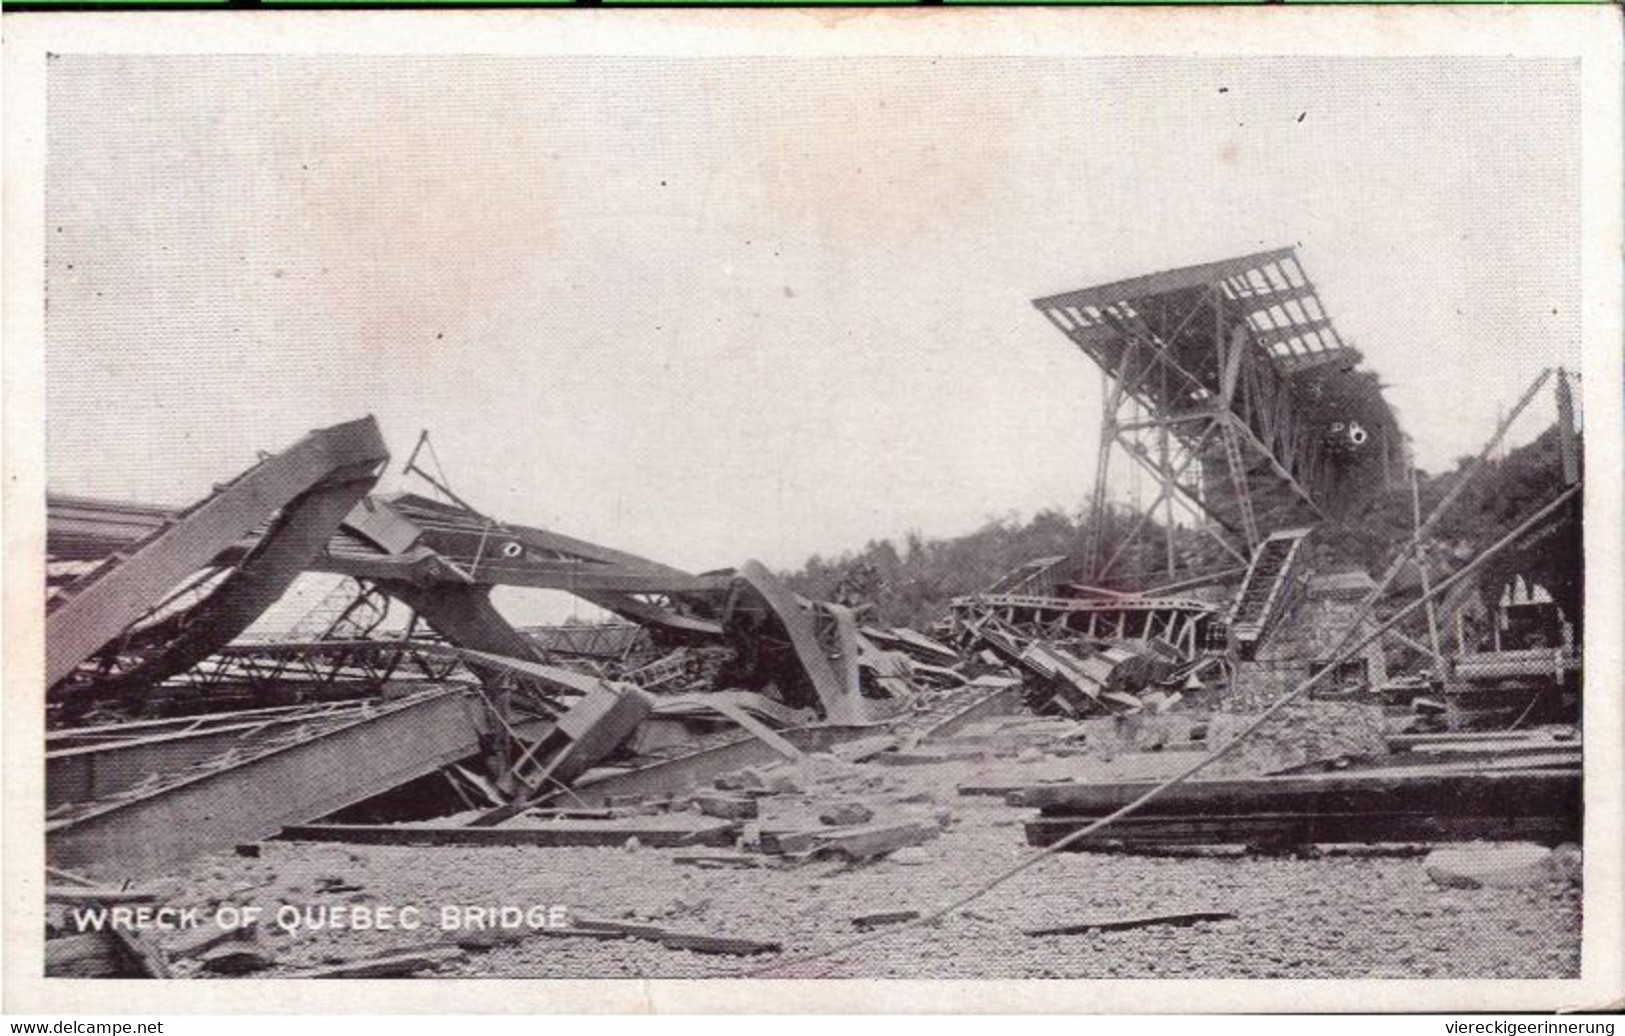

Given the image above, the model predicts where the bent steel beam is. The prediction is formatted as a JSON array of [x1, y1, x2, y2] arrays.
[[383, 583, 545, 665], [49, 492, 731, 639], [45, 418, 389, 691], [733, 560, 886, 725], [54, 468, 383, 705]]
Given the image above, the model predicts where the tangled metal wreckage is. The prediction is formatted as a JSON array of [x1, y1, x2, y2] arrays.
[[43, 247, 1585, 977]]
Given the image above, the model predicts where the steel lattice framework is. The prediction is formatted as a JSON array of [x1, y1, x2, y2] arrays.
[[1033, 246, 1407, 583]]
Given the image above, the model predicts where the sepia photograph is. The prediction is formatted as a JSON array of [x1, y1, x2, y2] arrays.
[[4, 6, 1621, 1015]]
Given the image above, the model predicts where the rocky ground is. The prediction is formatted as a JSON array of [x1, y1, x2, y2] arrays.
[[142, 742, 1582, 981]]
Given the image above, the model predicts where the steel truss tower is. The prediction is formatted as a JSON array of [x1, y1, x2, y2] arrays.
[[1034, 246, 1407, 585]]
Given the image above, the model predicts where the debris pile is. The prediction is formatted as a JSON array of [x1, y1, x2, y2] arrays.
[[39, 250, 1586, 979]]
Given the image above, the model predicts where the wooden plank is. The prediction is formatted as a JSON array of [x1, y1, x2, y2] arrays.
[[47, 926, 175, 978], [852, 910, 921, 930], [282, 816, 742, 849], [282, 946, 464, 978], [569, 917, 669, 939], [1025, 910, 1236, 936], [46, 886, 159, 905], [571, 917, 779, 957], [1024, 811, 1578, 850], [1277, 748, 1581, 776], [1389, 731, 1578, 751], [523, 807, 617, 821], [1009, 767, 1579, 817], [959, 781, 1042, 798], [657, 931, 781, 957], [197, 945, 279, 975], [45, 865, 100, 887]]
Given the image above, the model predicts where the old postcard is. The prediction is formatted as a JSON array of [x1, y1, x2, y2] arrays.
[[3, 5, 1621, 1015]]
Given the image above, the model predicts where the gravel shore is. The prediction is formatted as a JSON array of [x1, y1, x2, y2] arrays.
[[152, 750, 1582, 980]]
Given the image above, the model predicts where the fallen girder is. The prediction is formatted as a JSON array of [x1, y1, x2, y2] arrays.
[[46, 697, 395, 810], [124, 636, 475, 717], [48, 488, 730, 684], [49, 492, 731, 606], [47, 688, 493, 881], [46, 641, 681, 880], [725, 561, 906, 725], [46, 417, 390, 699], [48, 482, 731, 714]]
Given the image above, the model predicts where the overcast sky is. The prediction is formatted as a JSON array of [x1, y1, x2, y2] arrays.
[[46, 55, 1580, 580]]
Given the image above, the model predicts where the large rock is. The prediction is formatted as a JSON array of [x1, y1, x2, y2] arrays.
[[1423, 843, 1567, 889]]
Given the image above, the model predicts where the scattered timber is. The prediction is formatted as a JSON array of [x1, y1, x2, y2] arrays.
[[1006, 766, 1578, 813], [852, 910, 921, 930], [283, 946, 466, 979], [281, 815, 743, 849], [1025, 812, 1577, 850], [46, 885, 160, 906], [1024, 910, 1236, 937], [569, 916, 780, 957], [1016, 765, 1578, 850]]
